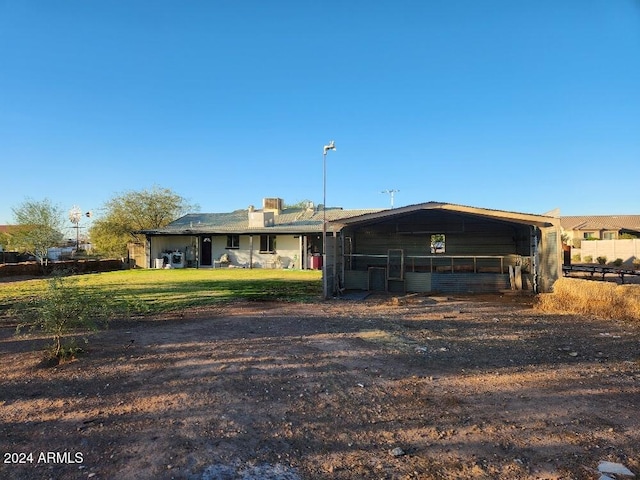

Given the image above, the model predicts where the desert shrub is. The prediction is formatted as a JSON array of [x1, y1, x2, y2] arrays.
[[634, 258, 640, 270], [584, 255, 593, 263], [536, 278, 640, 321], [15, 272, 130, 363], [612, 258, 624, 267], [571, 254, 581, 263], [596, 256, 607, 265]]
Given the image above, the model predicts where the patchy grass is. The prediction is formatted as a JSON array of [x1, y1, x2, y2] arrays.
[[0, 269, 322, 323], [536, 277, 640, 321]]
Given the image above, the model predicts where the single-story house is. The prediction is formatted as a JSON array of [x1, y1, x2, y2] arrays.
[[560, 215, 640, 247], [137, 197, 380, 270], [137, 198, 562, 295]]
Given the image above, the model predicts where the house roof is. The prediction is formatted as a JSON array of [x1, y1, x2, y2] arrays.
[[560, 215, 640, 232], [328, 201, 559, 229], [140, 201, 563, 236], [141, 206, 383, 235]]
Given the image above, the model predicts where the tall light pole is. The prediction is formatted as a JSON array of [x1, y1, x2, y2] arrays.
[[322, 140, 336, 299], [381, 189, 400, 208]]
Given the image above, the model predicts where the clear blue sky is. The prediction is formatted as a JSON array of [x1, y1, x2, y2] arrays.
[[2, 1, 639, 230]]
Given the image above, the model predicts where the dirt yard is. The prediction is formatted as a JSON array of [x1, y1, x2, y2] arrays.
[[1, 293, 639, 480]]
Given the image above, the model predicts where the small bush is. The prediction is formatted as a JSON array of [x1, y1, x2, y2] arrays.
[[596, 256, 607, 265], [15, 272, 130, 363], [571, 254, 581, 263], [612, 258, 623, 267], [584, 255, 593, 263]]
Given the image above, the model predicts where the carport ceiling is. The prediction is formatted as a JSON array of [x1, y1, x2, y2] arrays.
[[342, 210, 528, 234]]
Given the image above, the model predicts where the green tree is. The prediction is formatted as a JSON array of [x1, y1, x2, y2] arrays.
[[0, 230, 12, 251], [11, 198, 66, 263], [89, 186, 197, 257]]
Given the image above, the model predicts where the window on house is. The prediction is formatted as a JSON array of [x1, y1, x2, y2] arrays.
[[430, 234, 445, 254], [583, 232, 597, 240], [260, 235, 276, 253], [603, 232, 616, 240], [226, 234, 240, 249]]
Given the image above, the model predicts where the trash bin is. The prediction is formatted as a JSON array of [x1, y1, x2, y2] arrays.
[[310, 254, 323, 270]]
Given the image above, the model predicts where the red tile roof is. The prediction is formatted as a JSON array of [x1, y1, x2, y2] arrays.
[[560, 215, 640, 232]]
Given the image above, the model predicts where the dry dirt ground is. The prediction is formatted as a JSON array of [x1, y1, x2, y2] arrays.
[[1, 293, 639, 480]]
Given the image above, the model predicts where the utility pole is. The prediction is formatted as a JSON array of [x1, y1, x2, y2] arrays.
[[381, 189, 400, 208]]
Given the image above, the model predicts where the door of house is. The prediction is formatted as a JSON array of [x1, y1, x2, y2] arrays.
[[201, 236, 212, 266]]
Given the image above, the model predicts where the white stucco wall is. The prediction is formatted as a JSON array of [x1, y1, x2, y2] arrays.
[[579, 239, 640, 265], [210, 234, 301, 268], [148, 233, 306, 269]]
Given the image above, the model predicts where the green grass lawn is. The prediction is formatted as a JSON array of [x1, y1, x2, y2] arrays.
[[0, 268, 322, 320]]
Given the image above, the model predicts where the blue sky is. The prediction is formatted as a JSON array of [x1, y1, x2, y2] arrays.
[[1, 1, 639, 230]]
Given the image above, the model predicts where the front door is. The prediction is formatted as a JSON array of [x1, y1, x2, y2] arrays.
[[201, 236, 212, 266]]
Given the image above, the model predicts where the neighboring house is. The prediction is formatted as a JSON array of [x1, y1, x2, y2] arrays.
[[138, 198, 562, 294], [561, 215, 640, 247]]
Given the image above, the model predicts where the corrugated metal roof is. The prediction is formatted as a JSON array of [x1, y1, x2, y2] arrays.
[[329, 201, 559, 228], [560, 215, 640, 232], [143, 207, 383, 235]]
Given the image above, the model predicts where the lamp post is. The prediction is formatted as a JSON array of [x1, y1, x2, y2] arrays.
[[322, 140, 336, 299]]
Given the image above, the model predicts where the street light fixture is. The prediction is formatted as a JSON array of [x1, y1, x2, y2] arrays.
[[322, 140, 336, 299]]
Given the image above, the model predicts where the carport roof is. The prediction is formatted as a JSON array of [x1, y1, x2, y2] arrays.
[[328, 201, 559, 229]]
